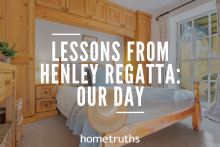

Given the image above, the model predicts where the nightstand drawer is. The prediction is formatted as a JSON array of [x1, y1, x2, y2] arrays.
[[36, 98, 56, 113], [36, 85, 56, 99]]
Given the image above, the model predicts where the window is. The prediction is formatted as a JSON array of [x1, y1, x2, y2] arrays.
[[177, 10, 219, 106]]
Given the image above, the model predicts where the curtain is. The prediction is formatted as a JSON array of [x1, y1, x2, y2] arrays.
[[159, 14, 170, 88], [203, 0, 220, 123]]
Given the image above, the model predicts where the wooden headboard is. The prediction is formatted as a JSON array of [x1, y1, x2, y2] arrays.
[[58, 57, 115, 86]]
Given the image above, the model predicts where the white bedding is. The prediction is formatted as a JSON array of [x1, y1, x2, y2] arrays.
[[56, 84, 135, 117], [56, 84, 196, 124]]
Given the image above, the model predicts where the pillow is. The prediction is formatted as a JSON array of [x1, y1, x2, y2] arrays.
[[70, 63, 92, 87], [88, 65, 111, 87]]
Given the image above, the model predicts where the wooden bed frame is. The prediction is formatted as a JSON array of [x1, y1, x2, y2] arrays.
[[58, 58, 201, 147]]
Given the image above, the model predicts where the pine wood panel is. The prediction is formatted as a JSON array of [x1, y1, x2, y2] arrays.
[[0, 63, 17, 147], [192, 82, 201, 131], [104, 105, 196, 147], [123, 37, 138, 80], [36, 0, 65, 11], [0, 0, 7, 41], [107, 5, 123, 27], [90, 0, 107, 22], [7, 0, 36, 118], [13, 64, 28, 116], [37, 110, 58, 119], [103, 82, 201, 147], [36, 85, 56, 99], [23, 115, 37, 124], [136, 13, 151, 86], [98, 0, 136, 14], [123, 11, 136, 30], [66, 0, 90, 17], [8, 0, 28, 53], [35, 5, 135, 39], [36, 98, 57, 113]]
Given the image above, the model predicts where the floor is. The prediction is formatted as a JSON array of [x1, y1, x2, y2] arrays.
[[19, 112, 220, 147]]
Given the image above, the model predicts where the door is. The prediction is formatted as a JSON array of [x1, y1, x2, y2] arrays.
[[90, 0, 107, 22], [6, 0, 36, 117], [36, 0, 66, 11], [123, 11, 136, 30], [66, 0, 90, 17], [107, 5, 123, 27]]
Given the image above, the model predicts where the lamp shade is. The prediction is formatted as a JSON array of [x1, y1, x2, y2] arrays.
[[37, 62, 47, 70]]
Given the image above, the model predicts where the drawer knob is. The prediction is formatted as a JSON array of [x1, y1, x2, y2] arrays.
[[45, 91, 48, 94], [45, 104, 48, 107]]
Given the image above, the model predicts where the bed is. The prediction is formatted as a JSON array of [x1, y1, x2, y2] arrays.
[[56, 58, 201, 147]]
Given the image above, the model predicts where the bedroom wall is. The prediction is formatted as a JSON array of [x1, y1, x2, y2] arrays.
[[151, 0, 215, 88], [35, 18, 124, 82]]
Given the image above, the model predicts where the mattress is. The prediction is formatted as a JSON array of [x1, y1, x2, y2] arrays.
[[56, 84, 195, 125]]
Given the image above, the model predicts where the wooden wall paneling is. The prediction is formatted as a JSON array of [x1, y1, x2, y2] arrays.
[[98, 0, 136, 14], [123, 11, 136, 30], [66, 0, 90, 17], [0, 0, 7, 41], [107, 5, 123, 27], [35, 5, 135, 39], [124, 37, 138, 81], [36, 0, 66, 11], [136, 12, 152, 86], [28, 0, 36, 118], [90, 0, 107, 22], [8, 0, 35, 118], [13, 65, 28, 117]]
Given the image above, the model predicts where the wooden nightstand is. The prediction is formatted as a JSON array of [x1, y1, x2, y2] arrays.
[[35, 83, 58, 119]]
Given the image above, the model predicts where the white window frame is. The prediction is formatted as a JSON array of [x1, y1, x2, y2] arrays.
[[177, 10, 218, 107]]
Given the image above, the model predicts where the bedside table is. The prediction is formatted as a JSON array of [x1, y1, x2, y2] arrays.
[[35, 83, 58, 119]]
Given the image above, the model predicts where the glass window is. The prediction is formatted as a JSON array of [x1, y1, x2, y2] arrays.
[[194, 38, 209, 58], [211, 36, 219, 57], [210, 82, 216, 103], [180, 81, 191, 91], [178, 11, 218, 105], [196, 82, 208, 103], [180, 42, 192, 60], [180, 21, 192, 41], [211, 13, 217, 35], [194, 15, 209, 38], [179, 61, 191, 79]]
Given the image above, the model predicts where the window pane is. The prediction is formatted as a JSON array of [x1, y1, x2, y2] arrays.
[[210, 59, 219, 80], [180, 81, 191, 91], [210, 82, 216, 103], [211, 36, 219, 57], [193, 60, 208, 80], [180, 42, 192, 60], [180, 61, 191, 79], [211, 13, 217, 35], [195, 82, 208, 103], [180, 21, 192, 41], [194, 15, 209, 39], [194, 38, 209, 58]]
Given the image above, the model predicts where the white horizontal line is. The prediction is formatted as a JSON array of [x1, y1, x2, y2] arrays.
[[116, 112, 145, 114], [52, 33, 81, 36]]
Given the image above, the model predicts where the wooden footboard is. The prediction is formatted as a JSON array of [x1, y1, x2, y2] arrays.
[[103, 82, 201, 147], [103, 104, 197, 147]]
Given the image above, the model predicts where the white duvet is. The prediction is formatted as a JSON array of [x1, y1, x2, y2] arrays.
[[56, 84, 195, 125]]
